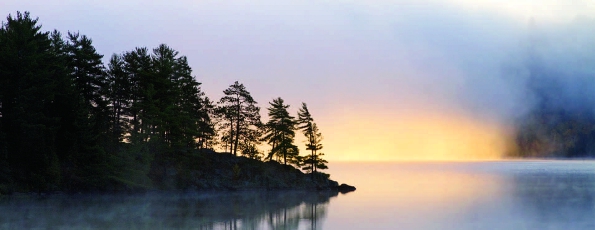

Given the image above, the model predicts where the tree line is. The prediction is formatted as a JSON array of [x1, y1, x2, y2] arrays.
[[510, 30, 595, 158], [0, 12, 327, 193]]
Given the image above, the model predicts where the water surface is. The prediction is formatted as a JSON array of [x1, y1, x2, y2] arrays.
[[2, 161, 595, 229], [327, 161, 595, 229]]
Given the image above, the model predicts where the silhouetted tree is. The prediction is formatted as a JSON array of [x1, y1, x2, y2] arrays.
[[61, 31, 111, 190], [297, 103, 326, 172], [197, 96, 217, 150], [240, 141, 263, 160], [301, 124, 327, 173], [47, 29, 73, 190], [105, 53, 132, 143], [121, 47, 151, 144], [263, 98, 299, 165], [0, 11, 333, 193], [217, 81, 261, 156], [0, 11, 62, 192]]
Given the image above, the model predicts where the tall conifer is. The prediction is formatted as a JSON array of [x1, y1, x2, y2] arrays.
[[298, 103, 326, 172], [217, 81, 261, 156], [264, 98, 299, 165]]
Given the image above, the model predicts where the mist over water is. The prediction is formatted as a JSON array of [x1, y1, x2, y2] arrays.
[[0, 191, 337, 229], [375, 16, 595, 160], [508, 19, 595, 157], [326, 161, 595, 229], [2, 161, 595, 229]]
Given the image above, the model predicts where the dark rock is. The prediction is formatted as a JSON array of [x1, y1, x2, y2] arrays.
[[336, 183, 356, 193], [162, 150, 353, 191]]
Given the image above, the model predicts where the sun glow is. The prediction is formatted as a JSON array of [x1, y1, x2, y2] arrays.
[[321, 111, 513, 162]]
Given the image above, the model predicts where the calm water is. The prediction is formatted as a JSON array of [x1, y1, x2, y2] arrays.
[[2, 161, 595, 229]]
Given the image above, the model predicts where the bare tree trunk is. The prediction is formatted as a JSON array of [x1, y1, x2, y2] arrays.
[[283, 136, 287, 165], [268, 141, 276, 161], [310, 133, 315, 173], [313, 148, 318, 172], [233, 99, 241, 156], [233, 119, 240, 156]]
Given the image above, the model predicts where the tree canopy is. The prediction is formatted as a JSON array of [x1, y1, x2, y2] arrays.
[[0, 11, 330, 193], [216, 81, 262, 157], [298, 103, 327, 172], [263, 98, 299, 166]]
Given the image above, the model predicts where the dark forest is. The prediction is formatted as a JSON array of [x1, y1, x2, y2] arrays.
[[0, 12, 331, 194]]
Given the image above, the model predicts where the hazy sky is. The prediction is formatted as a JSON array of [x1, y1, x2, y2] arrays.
[[3, 0, 595, 161]]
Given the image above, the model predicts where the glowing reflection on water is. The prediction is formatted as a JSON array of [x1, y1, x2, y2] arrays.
[[326, 161, 595, 230], [2, 161, 595, 229]]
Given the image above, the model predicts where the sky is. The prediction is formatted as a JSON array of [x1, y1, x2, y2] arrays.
[[3, 0, 595, 161]]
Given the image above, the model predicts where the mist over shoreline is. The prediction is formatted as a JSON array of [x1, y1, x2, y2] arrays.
[[507, 18, 595, 158]]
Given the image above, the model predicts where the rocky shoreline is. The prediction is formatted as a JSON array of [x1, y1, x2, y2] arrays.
[[1, 150, 355, 195], [165, 150, 355, 193]]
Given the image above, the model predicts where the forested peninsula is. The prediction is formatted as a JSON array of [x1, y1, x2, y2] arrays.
[[0, 12, 354, 194]]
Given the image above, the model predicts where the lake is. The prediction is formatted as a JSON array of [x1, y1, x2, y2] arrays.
[[2, 161, 595, 229]]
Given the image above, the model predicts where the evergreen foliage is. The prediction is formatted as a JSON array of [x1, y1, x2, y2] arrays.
[[0, 12, 332, 193], [298, 103, 327, 172], [216, 81, 262, 156], [0, 12, 62, 192], [263, 98, 299, 166]]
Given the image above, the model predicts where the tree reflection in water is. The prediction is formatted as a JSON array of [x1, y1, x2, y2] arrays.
[[0, 190, 340, 229]]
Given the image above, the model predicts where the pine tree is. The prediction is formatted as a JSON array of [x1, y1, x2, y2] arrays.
[[298, 103, 326, 172], [105, 53, 132, 143], [197, 96, 217, 150], [66, 32, 107, 112], [217, 81, 261, 156], [166, 52, 212, 150], [105, 53, 154, 189], [1, 12, 225, 191], [301, 124, 327, 172], [61, 31, 111, 190], [263, 98, 299, 165], [0, 11, 62, 192], [122, 47, 152, 144], [214, 108, 233, 153], [119, 44, 215, 185]]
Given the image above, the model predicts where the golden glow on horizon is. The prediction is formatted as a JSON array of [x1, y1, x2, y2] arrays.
[[328, 163, 504, 217], [372, 171, 501, 208], [321, 111, 514, 162]]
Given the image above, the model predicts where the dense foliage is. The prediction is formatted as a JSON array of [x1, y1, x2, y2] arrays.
[[0, 12, 328, 193], [263, 98, 298, 165]]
